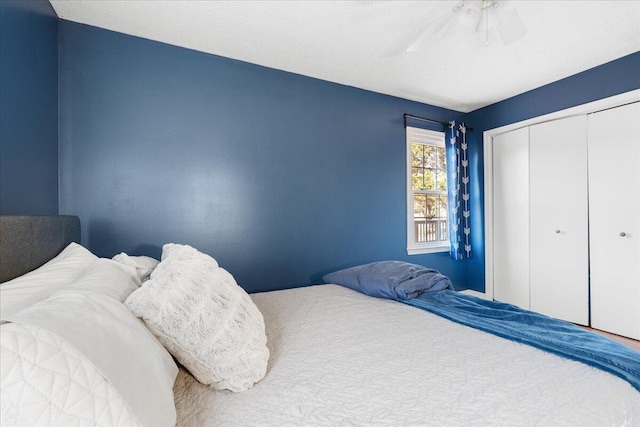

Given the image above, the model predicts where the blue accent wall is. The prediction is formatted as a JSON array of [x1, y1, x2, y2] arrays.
[[0, 0, 59, 215], [15, 9, 634, 293], [58, 21, 467, 293], [465, 51, 640, 292]]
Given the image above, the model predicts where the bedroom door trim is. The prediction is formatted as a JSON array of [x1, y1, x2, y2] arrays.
[[483, 88, 640, 302]]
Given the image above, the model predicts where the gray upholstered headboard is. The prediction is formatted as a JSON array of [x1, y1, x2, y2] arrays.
[[0, 215, 81, 283]]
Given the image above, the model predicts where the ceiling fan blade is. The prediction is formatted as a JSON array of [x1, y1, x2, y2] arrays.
[[379, 2, 457, 58], [495, 6, 526, 44], [405, 16, 454, 52], [379, 20, 433, 58], [405, 4, 459, 53]]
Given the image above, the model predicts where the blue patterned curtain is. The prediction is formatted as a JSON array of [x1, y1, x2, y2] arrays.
[[445, 121, 471, 260]]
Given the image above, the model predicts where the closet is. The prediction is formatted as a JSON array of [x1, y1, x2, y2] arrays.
[[490, 101, 639, 339]]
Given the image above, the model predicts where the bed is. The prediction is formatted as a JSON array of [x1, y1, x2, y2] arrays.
[[1, 215, 639, 426]]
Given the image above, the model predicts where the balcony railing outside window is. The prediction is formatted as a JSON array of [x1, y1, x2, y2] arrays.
[[414, 218, 448, 243]]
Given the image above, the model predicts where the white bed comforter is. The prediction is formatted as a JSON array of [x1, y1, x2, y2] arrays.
[[174, 285, 640, 426]]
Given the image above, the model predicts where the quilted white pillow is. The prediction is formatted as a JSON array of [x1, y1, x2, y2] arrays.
[[3, 291, 178, 426], [1, 323, 141, 427], [125, 243, 269, 392]]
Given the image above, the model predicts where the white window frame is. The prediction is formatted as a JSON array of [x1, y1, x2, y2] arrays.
[[406, 126, 450, 255]]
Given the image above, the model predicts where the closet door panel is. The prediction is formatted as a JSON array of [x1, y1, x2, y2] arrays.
[[529, 116, 589, 325], [492, 128, 530, 309], [588, 102, 640, 340]]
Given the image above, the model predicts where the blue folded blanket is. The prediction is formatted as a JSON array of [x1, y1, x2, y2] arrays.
[[323, 261, 453, 300], [403, 290, 640, 392]]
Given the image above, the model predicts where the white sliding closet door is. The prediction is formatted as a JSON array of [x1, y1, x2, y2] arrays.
[[588, 102, 640, 340], [492, 127, 530, 309], [529, 116, 589, 325]]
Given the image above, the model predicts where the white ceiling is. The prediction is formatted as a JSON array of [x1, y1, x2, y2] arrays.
[[49, 1, 640, 113]]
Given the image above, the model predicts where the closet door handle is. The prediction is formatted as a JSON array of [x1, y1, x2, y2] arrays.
[[619, 232, 627, 237], [555, 229, 561, 234]]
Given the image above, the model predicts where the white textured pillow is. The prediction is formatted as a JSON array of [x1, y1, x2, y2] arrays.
[[125, 243, 269, 392]]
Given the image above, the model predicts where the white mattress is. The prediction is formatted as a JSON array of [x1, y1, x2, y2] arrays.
[[174, 285, 640, 426]]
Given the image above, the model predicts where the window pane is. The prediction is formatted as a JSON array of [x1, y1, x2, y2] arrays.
[[438, 195, 449, 241], [412, 167, 424, 190], [416, 194, 438, 242], [438, 195, 448, 241], [414, 194, 427, 243], [426, 194, 438, 218], [437, 168, 447, 191], [422, 169, 435, 191], [424, 145, 437, 169], [415, 217, 426, 243], [413, 194, 426, 217], [411, 144, 423, 167], [436, 147, 447, 171], [438, 195, 448, 219]]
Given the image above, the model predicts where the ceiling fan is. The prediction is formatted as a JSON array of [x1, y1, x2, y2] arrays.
[[451, 0, 527, 45], [381, 0, 527, 57]]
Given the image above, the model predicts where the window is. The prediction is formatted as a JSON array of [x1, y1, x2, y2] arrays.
[[406, 126, 449, 255]]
